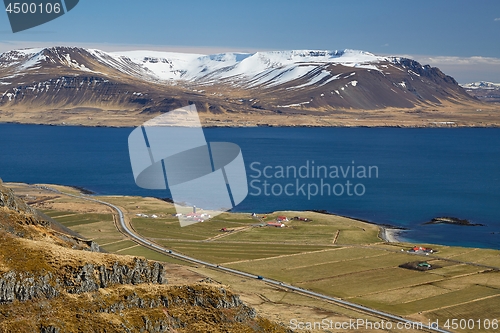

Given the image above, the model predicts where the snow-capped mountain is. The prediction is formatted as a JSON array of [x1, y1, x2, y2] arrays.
[[460, 81, 500, 103], [0, 46, 480, 126], [0, 47, 391, 87], [107, 49, 388, 87], [461, 81, 500, 89]]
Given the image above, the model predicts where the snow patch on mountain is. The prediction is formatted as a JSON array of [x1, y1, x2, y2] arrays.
[[1, 47, 397, 89], [461, 81, 500, 89], [108, 49, 389, 88], [114, 50, 205, 80]]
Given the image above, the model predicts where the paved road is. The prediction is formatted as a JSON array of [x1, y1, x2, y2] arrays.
[[38, 186, 452, 333]]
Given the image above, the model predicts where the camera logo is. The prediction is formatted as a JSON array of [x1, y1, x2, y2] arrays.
[[4, 0, 79, 33], [128, 105, 248, 226]]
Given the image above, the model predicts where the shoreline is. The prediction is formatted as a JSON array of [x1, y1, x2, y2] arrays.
[[46, 183, 411, 244], [12, 181, 408, 244], [10, 182, 500, 250], [379, 226, 405, 243], [15, 182, 411, 243], [308, 209, 408, 243], [1, 119, 500, 129]]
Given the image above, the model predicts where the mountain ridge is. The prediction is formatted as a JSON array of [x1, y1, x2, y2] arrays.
[[460, 81, 500, 103], [0, 46, 459, 88], [0, 46, 497, 127], [461, 81, 500, 89]]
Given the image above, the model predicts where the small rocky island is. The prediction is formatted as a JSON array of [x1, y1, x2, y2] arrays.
[[424, 216, 484, 227]]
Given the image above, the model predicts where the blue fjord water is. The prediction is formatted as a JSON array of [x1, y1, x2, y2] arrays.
[[0, 124, 499, 249]]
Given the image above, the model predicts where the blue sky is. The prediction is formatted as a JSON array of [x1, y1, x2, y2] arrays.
[[1, 0, 500, 82]]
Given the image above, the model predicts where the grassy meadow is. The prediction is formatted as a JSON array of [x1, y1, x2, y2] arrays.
[[13, 184, 499, 333]]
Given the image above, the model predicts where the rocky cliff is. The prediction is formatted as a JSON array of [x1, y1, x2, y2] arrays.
[[0, 182, 290, 332], [0, 258, 166, 303]]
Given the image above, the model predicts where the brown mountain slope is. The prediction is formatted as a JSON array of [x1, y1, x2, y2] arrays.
[[0, 46, 497, 127], [0, 180, 290, 333]]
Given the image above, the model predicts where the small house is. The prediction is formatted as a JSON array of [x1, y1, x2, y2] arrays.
[[267, 222, 285, 228]]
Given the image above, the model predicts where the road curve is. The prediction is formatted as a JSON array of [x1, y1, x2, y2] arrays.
[[39, 186, 451, 333]]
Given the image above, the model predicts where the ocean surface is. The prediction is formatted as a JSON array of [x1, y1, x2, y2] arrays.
[[1, 124, 499, 249]]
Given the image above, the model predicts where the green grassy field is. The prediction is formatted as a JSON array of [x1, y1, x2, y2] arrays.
[[42, 210, 78, 218], [354, 284, 500, 316], [153, 240, 329, 264], [99, 239, 137, 252], [445, 248, 500, 261], [54, 213, 114, 227], [476, 255, 500, 267], [35, 189, 500, 333], [425, 263, 486, 278], [214, 223, 337, 244], [426, 296, 500, 333], [116, 247, 190, 265], [300, 267, 443, 297], [132, 217, 247, 240]]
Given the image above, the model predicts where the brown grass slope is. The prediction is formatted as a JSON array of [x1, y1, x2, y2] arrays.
[[0, 180, 290, 333]]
